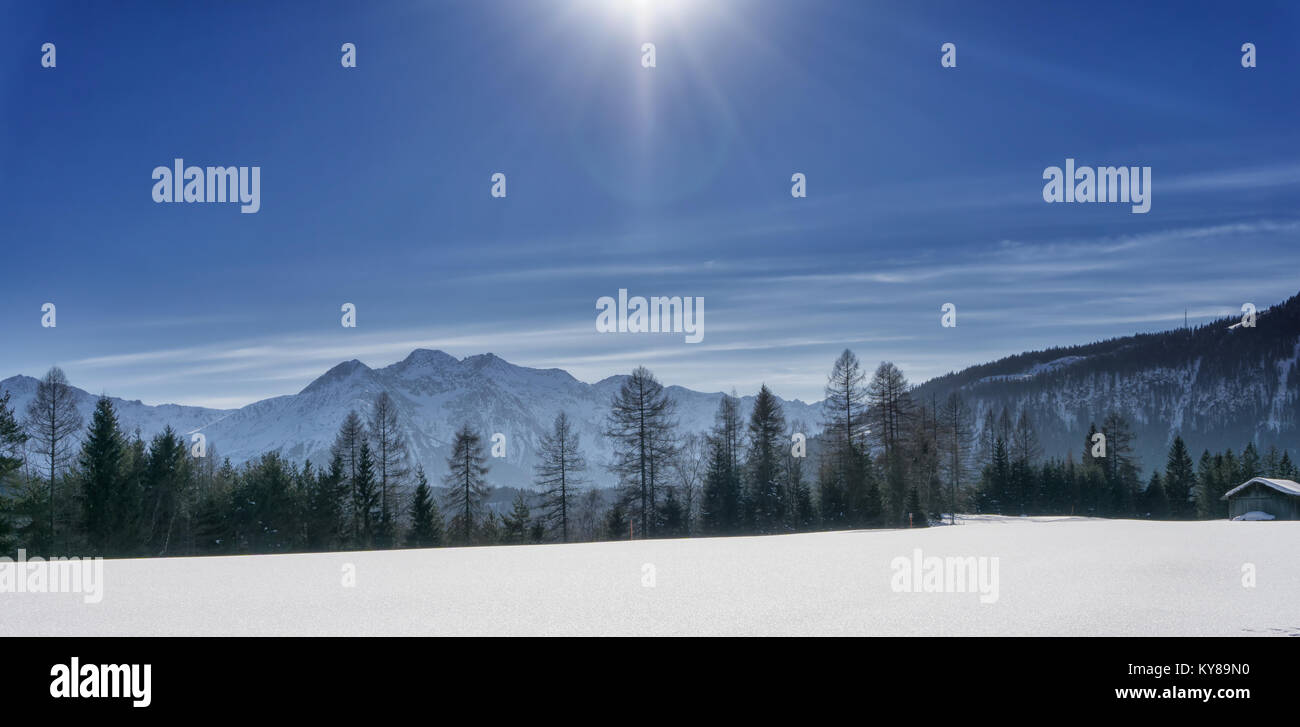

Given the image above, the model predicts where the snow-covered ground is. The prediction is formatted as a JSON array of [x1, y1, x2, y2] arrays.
[[3, 515, 1297, 636]]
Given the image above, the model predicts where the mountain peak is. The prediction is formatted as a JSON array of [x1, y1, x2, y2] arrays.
[[462, 352, 507, 370], [299, 359, 374, 395], [397, 349, 458, 369], [0, 374, 41, 395]]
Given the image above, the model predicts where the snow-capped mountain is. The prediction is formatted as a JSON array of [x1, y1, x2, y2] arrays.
[[913, 293, 1300, 471], [0, 350, 822, 489], [0, 374, 226, 445], [3, 292, 1297, 487]]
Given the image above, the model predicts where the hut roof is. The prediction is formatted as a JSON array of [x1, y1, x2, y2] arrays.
[[1222, 477, 1300, 500]]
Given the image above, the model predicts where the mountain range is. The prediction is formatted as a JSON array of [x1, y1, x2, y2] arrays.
[[0, 350, 821, 489], [2, 293, 1297, 487], [912, 293, 1300, 470]]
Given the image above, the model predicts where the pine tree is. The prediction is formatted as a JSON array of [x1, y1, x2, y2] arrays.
[[823, 350, 868, 462], [1240, 442, 1262, 480], [534, 412, 587, 543], [352, 440, 379, 545], [1279, 451, 1298, 480], [671, 433, 706, 536], [1194, 449, 1219, 518], [1164, 436, 1196, 519], [475, 512, 499, 546], [783, 423, 813, 531], [142, 427, 190, 556], [0, 391, 28, 554], [405, 465, 442, 547], [868, 361, 913, 520], [746, 384, 786, 533], [443, 423, 490, 545], [700, 395, 743, 534], [231, 453, 299, 552], [980, 438, 1011, 513], [1100, 412, 1139, 517], [1083, 423, 1101, 464], [604, 500, 629, 540], [306, 453, 348, 550], [369, 392, 409, 548], [978, 408, 998, 472], [904, 485, 927, 527], [939, 393, 973, 524], [1263, 445, 1281, 479], [816, 455, 847, 528], [501, 492, 532, 544], [605, 367, 676, 538], [657, 486, 686, 536], [23, 367, 83, 550], [0, 391, 24, 482], [192, 458, 233, 555], [1144, 471, 1169, 519], [823, 351, 872, 523], [330, 411, 366, 547], [79, 397, 126, 555], [116, 435, 150, 554]]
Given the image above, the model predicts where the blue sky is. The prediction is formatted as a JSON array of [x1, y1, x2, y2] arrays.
[[2, 0, 1299, 408]]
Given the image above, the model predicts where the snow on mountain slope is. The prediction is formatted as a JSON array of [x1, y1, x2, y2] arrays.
[[914, 294, 1300, 470], [0, 351, 822, 489], [976, 355, 1087, 384], [0, 374, 230, 442], [5, 516, 1295, 636]]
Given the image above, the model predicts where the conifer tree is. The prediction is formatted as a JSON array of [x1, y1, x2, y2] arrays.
[[904, 485, 927, 527], [823, 351, 869, 521], [605, 367, 676, 537], [657, 486, 686, 536], [868, 361, 913, 520], [980, 438, 1011, 513], [534, 412, 587, 542], [939, 393, 973, 524], [1144, 471, 1169, 519], [369, 392, 409, 548], [501, 492, 532, 544], [192, 464, 233, 555], [604, 500, 629, 540], [406, 465, 442, 547], [824, 350, 868, 461], [330, 411, 367, 546], [1194, 449, 1219, 518], [746, 384, 786, 533], [23, 367, 83, 549], [443, 423, 490, 545], [671, 433, 706, 536], [352, 440, 378, 545], [1263, 445, 1281, 477], [783, 422, 813, 531], [1240, 442, 1262, 480], [1100, 412, 1139, 517], [306, 453, 348, 550], [1279, 451, 1298, 480], [79, 397, 126, 554], [816, 456, 847, 528], [701, 395, 743, 534], [142, 427, 190, 556], [0, 391, 27, 554], [1164, 436, 1196, 519]]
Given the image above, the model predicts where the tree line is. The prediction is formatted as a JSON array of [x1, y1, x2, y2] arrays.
[[1, 354, 1292, 557]]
